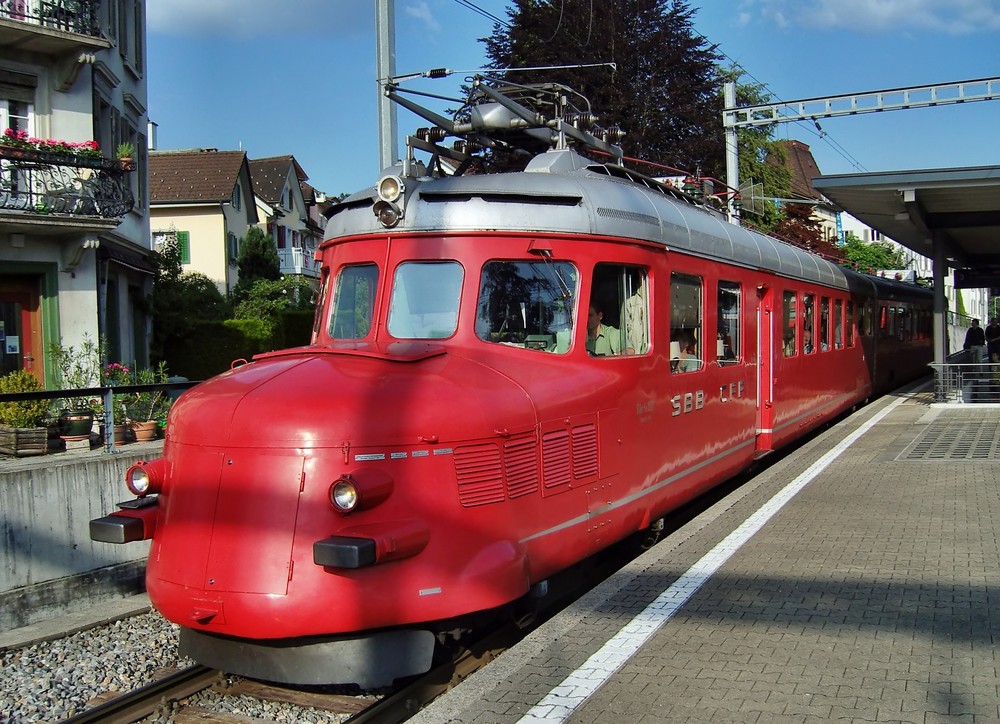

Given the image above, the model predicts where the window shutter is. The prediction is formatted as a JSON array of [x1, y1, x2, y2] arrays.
[[176, 231, 190, 264]]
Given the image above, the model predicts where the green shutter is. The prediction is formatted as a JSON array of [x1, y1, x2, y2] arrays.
[[176, 231, 190, 264]]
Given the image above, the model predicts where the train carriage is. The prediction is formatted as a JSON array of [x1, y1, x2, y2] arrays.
[[91, 78, 931, 688]]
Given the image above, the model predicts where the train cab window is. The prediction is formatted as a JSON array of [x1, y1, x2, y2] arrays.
[[329, 263, 379, 339], [589, 263, 649, 356], [717, 281, 740, 365], [388, 261, 464, 339], [476, 260, 578, 353], [834, 300, 844, 348], [670, 273, 702, 373], [781, 291, 797, 357], [820, 296, 831, 351], [847, 301, 855, 346], [802, 294, 815, 354]]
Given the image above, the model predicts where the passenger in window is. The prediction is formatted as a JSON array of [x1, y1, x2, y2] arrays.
[[803, 328, 813, 354], [621, 273, 648, 354], [671, 330, 699, 372], [586, 302, 621, 356]]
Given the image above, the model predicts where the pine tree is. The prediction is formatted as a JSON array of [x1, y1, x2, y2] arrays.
[[234, 226, 280, 302], [483, 0, 725, 177]]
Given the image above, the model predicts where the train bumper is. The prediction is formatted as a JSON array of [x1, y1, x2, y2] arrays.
[[89, 498, 159, 543], [178, 626, 436, 688]]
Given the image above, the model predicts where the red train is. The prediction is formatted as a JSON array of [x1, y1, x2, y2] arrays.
[[91, 79, 932, 687]]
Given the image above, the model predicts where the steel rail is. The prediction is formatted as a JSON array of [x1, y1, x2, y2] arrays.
[[59, 664, 218, 724]]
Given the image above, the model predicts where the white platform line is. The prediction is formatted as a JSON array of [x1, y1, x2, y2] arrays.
[[517, 394, 906, 723]]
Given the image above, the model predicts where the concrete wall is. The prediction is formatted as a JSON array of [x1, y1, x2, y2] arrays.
[[0, 443, 161, 630]]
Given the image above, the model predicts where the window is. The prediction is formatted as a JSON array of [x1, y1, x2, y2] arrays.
[[588, 263, 649, 356], [152, 230, 190, 264], [802, 294, 815, 354], [782, 291, 797, 357], [717, 281, 740, 364], [834, 299, 843, 348], [388, 261, 464, 339], [476, 260, 578, 354], [329, 264, 378, 339], [231, 184, 241, 210], [847, 301, 855, 346], [227, 232, 239, 265], [820, 296, 831, 350], [670, 273, 702, 373]]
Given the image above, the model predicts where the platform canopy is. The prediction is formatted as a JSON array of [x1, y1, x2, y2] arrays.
[[813, 166, 1000, 285]]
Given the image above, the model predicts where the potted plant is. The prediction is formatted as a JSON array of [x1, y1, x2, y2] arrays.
[[49, 336, 102, 438], [0, 370, 51, 456], [125, 363, 171, 442], [115, 141, 135, 170]]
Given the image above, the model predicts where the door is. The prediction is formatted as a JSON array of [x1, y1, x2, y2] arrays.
[[755, 284, 774, 456], [0, 279, 42, 381]]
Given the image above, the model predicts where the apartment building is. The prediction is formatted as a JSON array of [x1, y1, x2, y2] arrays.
[[0, 0, 150, 381]]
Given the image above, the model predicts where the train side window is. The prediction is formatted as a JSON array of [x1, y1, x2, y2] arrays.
[[781, 291, 797, 357], [847, 301, 855, 346], [590, 263, 649, 356], [802, 294, 815, 354], [717, 281, 740, 365], [329, 263, 379, 339], [820, 296, 831, 351], [834, 299, 844, 348], [670, 272, 702, 373], [388, 261, 464, 339], [476, 260, 578, 354]]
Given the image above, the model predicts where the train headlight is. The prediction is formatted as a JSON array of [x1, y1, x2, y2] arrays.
[[125, 459, 165, 496], [330, 478, 359, 512], [377, 175, 404, 203], [373, 200, 402, 228], [328, 469, 394, 514]]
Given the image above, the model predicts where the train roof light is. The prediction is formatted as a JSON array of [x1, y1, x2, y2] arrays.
[[377, 175, 404, 203], [373, 200, 402, 228]]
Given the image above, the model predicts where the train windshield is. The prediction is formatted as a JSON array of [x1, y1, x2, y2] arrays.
[[475, 260, 578, 354], [329, 263, 379, 339], [388, 261, 464, 339]]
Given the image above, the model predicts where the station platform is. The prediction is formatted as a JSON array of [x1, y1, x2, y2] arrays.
[[413, 383, 1000, 723]]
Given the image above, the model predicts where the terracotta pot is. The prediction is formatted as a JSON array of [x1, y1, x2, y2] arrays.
[[131, 420, 158, 442]]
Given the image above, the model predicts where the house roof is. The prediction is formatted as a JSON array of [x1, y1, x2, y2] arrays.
[[774, 140, 826, 202], [249, 155, 309, 206], [149, 149, 248, 204]]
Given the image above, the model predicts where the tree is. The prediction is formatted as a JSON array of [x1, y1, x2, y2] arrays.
[[233, 226, 280, 302], [483, 0, 725, 178], [233, 276, 317, 338], [840, 232, 907, 273], [770, 202, 842, 261], [150, 238, 229, 365]]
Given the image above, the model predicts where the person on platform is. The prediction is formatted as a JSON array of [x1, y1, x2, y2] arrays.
[[985, 318, 1000, 358], [963, 318, 987, 361]]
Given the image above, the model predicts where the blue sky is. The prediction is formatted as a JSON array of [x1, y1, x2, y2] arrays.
[[146, 0, 1000, 197]]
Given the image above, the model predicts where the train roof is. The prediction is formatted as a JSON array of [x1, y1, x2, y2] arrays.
[[325, 77, 892, 295]]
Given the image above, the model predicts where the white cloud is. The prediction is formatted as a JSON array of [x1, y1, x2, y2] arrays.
[[147, 0, 370, 39], [748, 0, 1000, 34], [403, 1, 442, 33]]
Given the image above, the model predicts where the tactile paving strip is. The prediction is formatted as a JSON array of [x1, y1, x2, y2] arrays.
[[898, 420, 1000, 460]]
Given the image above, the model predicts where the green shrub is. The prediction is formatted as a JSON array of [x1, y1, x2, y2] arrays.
[[0, 370, 50, 428]]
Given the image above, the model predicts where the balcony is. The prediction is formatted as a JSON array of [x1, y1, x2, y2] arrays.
[[0, 146, 134, 232], [0, 0, 108, 55], [278, 245, 321, 279]]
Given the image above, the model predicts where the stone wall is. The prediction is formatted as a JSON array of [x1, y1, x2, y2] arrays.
[[0, 443, 161, 630]]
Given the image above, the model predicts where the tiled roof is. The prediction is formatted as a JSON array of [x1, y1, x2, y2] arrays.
[[149, 149, 247, 204], [250, 155, 309, 206], [776, 140, 825, 201]]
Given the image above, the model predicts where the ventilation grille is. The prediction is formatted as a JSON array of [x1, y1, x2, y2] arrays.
[[542, 429, 572, 488], [596, 207, 659, 227], [454, 444, 504, 507], [898, 420, 1000, 461], [572, 424, 598, 478], [505, 436, 539, 499]]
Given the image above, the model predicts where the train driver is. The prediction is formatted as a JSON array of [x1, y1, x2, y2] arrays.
[[586, 303, 622, 356]]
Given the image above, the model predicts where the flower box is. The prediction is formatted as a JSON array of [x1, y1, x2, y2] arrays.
[[0, 425, 48, 457]]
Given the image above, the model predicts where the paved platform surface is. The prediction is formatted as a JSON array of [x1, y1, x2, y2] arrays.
[[413, 386, 1000, 723]]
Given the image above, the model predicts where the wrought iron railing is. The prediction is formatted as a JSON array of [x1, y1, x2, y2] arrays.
[[929, 350, 1000, 403], [0, 0, 100, 37], [0, 146, 134, 218]]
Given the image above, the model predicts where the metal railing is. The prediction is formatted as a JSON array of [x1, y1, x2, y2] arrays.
[[0, 146, 134, 218], [0, 380, 198, 453], [0, 0, 101, 37], [930, 350, 1000, 403]]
